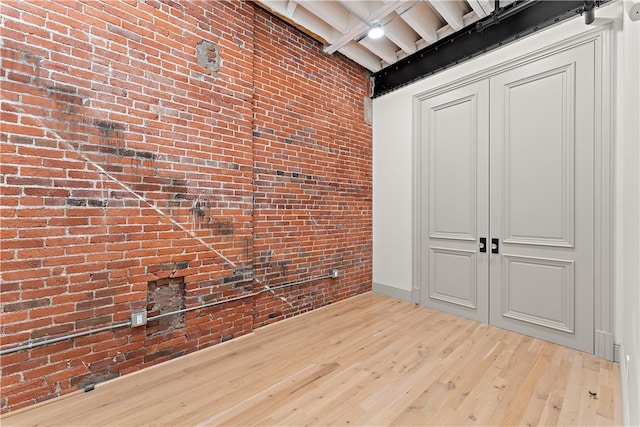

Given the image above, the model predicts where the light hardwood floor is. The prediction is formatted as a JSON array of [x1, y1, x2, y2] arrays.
[[2, 292, 621, 426]]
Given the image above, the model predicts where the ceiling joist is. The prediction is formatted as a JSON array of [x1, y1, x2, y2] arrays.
[[255, 0, 515, 73]]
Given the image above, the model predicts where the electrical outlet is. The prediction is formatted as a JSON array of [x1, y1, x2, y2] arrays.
[[131, 311, 147, 327], [330, 268, 339, 279]]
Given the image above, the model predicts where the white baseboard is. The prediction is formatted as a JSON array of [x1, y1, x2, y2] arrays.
[[372, 282, 412, 302]]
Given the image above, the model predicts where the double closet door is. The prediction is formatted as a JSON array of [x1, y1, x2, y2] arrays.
[[419, 42, 595, 353]]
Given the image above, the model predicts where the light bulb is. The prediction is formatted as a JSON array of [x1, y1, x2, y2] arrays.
[[368, 26, 384, 39]]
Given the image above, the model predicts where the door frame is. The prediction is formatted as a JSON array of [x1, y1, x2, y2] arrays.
[[412, 24, 614, 360]]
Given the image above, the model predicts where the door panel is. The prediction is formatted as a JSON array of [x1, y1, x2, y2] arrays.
[[501, 65, 576, 248], [430, 248, 478, 309], [420, 81, 489, 323], [489, 43, 594, 353], [430, 96, 479, 241], [501, 255, 575, 333]]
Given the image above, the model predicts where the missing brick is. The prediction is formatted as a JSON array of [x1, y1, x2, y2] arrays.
[[146, 276, 185, 336], [196, 39, 221, 76]]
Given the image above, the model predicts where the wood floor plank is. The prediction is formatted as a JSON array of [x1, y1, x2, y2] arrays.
[[1, 292, 621, 427]]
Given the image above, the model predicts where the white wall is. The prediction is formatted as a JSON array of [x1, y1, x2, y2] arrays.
[[372, 90, 414, 296], [373, 2, 638, 423], [617, 1, 640, 424]]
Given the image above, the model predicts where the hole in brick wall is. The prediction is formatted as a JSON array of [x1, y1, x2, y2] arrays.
[[196, 39, 220, 76], [146, 276, 185, 337]]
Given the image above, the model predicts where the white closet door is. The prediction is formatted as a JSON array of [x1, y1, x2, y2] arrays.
[[489, 43, 595, 353], [419, 81, 489, 323]]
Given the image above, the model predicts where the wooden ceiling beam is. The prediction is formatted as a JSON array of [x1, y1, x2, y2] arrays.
[[324, 0, 405, 55], [477, 0, 495, 15], [256, 0, 335, 45], [285, 0, 297, 17], [256, 0, 493, 72], [467, 0, 489, 18], [297, 1, 352, 34], [396, 1, 440, 45], [337, 42, 383, 72], [383, 16, 419, 55], [359, 36, 399, 65], [430, 0, 465, 31]]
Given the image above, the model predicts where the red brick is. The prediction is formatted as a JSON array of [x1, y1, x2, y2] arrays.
[[0, 0, 371, 414]]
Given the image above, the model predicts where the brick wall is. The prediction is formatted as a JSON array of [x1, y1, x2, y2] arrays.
[[0, 0, 372, 413]]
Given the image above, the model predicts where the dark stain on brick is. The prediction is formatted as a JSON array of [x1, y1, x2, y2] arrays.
[[88, 199, 108, 207], [21, 51, 42, 68], [174, 193, 194, 200], [3, 298, 50, 312], [96, 145, 117, 155], [109, 190, 131, 199], [46, 84, 85, 115], [208, 220, 234, 235], [233, 265, 253, 277], [243, 236, 252, 259], [159, 261, 188, 271], [66, 198, 87, 206], [169, 350, 185, 360], [136, 150, 155, 159], [95, 146, 156, 160], [117, 148, 135, 157], [46, 83, 77, 95], [11, 135, 34, 145], [223, 272, 244, 284], [221, 334, 234, 342], [190, 205, 206, 218], [96, 121, 123, 143]]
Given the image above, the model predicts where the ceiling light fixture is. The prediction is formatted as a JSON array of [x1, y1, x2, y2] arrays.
[[367, 26, 384, 39]]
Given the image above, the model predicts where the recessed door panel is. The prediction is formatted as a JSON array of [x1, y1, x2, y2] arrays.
[[430, 96, 477, 241], [430, 248, 477, 309], [502, 66, 575, 247], [501, 255, 575, 333], [419, 81, 489, 323]]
